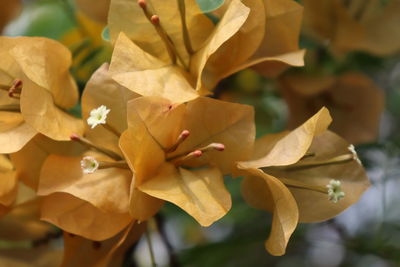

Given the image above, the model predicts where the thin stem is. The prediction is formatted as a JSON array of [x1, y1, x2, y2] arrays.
[[145, 227, 157, 267], [278, 154, 354, 171], [138, 2, 188, 69], [0, 84, 10, 90], [101, 123, 121, 137], [280, 178, 327, 194], [155, 214, 181, 267], [0, 104, 20, 112], [177, 0, 194, 55], [98, 160, 130, 170], [71, 135, 122, 161]]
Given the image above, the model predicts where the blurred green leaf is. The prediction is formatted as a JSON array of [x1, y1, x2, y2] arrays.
[[101, 26, 110, 42], [196, 0, 224, 13]]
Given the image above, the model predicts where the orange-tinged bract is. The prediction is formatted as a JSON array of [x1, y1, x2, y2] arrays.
[[61, 222, 146, 267], [37, 65, 137, 241], [0, 37, 83, 153], [303, 0, 400, 55], [108, 0, 305, 102], [237, 108, 370, 255], [120, 96, 255, 226], [280, 72, 385, 144]]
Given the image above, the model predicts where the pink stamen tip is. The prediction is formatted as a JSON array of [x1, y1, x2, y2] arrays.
[[213, 143, 225, 151], [137, 0, 146, 8], [70, 133, 80, 141], [150, 15, 160, 25], [180, 130, 190, 139], [192, 150, 202, 157]]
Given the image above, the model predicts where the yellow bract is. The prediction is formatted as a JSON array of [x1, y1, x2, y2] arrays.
[[280, 72, 385, 144], [0, 37, 83, 153], [237, 108, 370, 255], [303, 0, 400, 55], [120, 96, 255, 226], [108, 0, 305, 102]]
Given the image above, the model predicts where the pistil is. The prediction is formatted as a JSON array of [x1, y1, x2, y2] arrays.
[[167, 142, 225, 166], [169, 149, 203, 166], [0, 79, 23, 99]]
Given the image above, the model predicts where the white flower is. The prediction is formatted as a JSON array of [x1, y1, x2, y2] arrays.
[[80, 156, 99, 174], [326, 179, 345, 203], [87, 105, 110, 129], [348, 144, 362, 165]]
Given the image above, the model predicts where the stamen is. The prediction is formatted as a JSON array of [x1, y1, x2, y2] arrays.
[[137, 0, 188, 68], [170, 149, 202, 165], [348, 144, 362, 165], [165, 129, 190, 153], [137, 0, 146, 9], [167, 142, 224, 166], [177, 0, 194, 54], [197, 143, 225, 152], [3, 79, 23, 99], [150, 15, 160, 25], [70, 134, 122, 160]]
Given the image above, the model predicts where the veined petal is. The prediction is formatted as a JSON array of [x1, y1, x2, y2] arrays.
[[41, 193, 132, 241], [82, 63, 137, 155], [191, 0, 250, 94], [241, 168, 298, 256], [139, 163, 231, 226], [38, 154, 131, 214], [266, 131, 370, 223], [238, 107, 332, 169], [110, 33, 198, 103], [62, 221, 146, 267]]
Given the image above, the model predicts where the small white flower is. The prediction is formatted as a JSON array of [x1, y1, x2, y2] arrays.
[[80, 156, 99, 174], [87, 105, 110, 129], [326, 179, 345, 203], [348, 144, 362, 165]]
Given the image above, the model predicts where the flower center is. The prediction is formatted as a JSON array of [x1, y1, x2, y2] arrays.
[[164, 129, 225, 167]]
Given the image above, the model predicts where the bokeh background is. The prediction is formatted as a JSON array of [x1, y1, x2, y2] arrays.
[[2, 0, 400, 266]]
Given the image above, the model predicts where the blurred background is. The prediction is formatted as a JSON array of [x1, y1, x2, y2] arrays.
[[2, 0, 400, 266]]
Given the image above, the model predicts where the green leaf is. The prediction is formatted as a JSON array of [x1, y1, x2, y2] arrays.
[[196, 0, 224, 13]]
